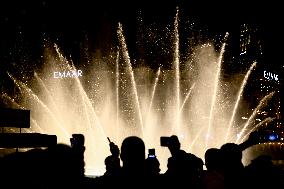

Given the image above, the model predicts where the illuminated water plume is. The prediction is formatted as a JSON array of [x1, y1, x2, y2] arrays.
[[1, 10, 278, 176], [225, 61, 257, 142]]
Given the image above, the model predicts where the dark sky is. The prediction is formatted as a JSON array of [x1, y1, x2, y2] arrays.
[[0, 0, 281, 31], [0, 0, 282, 68], [0, 0, 281, 29], [0, 0, 283, 108]]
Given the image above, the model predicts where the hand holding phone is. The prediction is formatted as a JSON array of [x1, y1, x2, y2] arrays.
[[148, 148, 156, 158], [107, 137, 120, 157]]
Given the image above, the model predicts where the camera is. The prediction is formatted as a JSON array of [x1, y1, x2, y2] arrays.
[[160, 136, 171, 147], [70, 134, 85, 147], [148, 148, 156, 159]]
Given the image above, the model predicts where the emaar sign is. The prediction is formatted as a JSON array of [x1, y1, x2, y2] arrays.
[[54, 70, 83, 79]]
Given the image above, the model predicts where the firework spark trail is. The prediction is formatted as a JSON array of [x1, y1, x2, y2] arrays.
[[225, 61, 257, 142], [236, 91, 275, 143], [7, 73, 69, 137], [146, 67, 161, 121], [179, 83, 196, 114], [117, 23, 144, 136], [1, 92, 44, 133], [206, 32, 229, 148], [239, 117, 275, 143]]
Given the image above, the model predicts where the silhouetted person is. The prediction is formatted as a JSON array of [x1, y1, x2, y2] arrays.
[[204, 148, 223, 171], [144, 149, 163, 188], [164, 135, 192, 177], [220, 143, 244, 189], [244, 155, 284, 189], [120, 136, 146, 177], [238, 130, 260, 151], [167, 135, 182, 157], [220, 130, 284, 189], [46, 143, 85, 188], [103, 138, 121, 177], [163, 135, 202, 188], [202, 148, 225, 189], [98, 136, 147, 188], [145, 151, 161, 177], [70, 134, 86, 179], [1, 148, 49, 189], [194, 156, 205, 188]]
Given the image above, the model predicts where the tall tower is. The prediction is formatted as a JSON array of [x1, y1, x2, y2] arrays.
[[239, 23, 264, 67], [236, 23, 282, 136]]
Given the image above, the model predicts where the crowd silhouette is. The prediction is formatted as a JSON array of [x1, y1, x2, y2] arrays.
[[0, 132, 284, 189]]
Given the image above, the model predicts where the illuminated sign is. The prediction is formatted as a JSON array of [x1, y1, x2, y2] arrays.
[[264, 70, 279, 82], [54, 70, 82, 79]]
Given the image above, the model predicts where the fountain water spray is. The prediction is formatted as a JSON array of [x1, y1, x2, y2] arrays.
[[179, 83, 195, 114], [116, 49, 120, 140], [236, 91, 275, 143], [146, 67, 161, 120], [1, 9, 278, 175], [7, 72, 70, 139], [225, 61, 257, 142], [117, 23, 144, 136], [174, 7, 181, 133], [206, 32, 229, 148], [239, 117, 276, 143]]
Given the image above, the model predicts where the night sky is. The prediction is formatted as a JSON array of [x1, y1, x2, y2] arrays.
[[0, 0, 283, 171], [0, 0, 283, 70], [0, 0, 284, 167]]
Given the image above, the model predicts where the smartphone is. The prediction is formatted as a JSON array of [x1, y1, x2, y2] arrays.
[[160, 136, 171, 147], [148, 148, 156, 158]]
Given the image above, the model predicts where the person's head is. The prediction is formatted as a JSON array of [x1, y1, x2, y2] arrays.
[[204, 148, 223, 171], [120, 136, 145, 168], [46, 143, 85, 187], [105, 155, 121, 172], [220, 143, 243, 171], [168, 135, 181, 155], [220, 143, 242, 162]]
